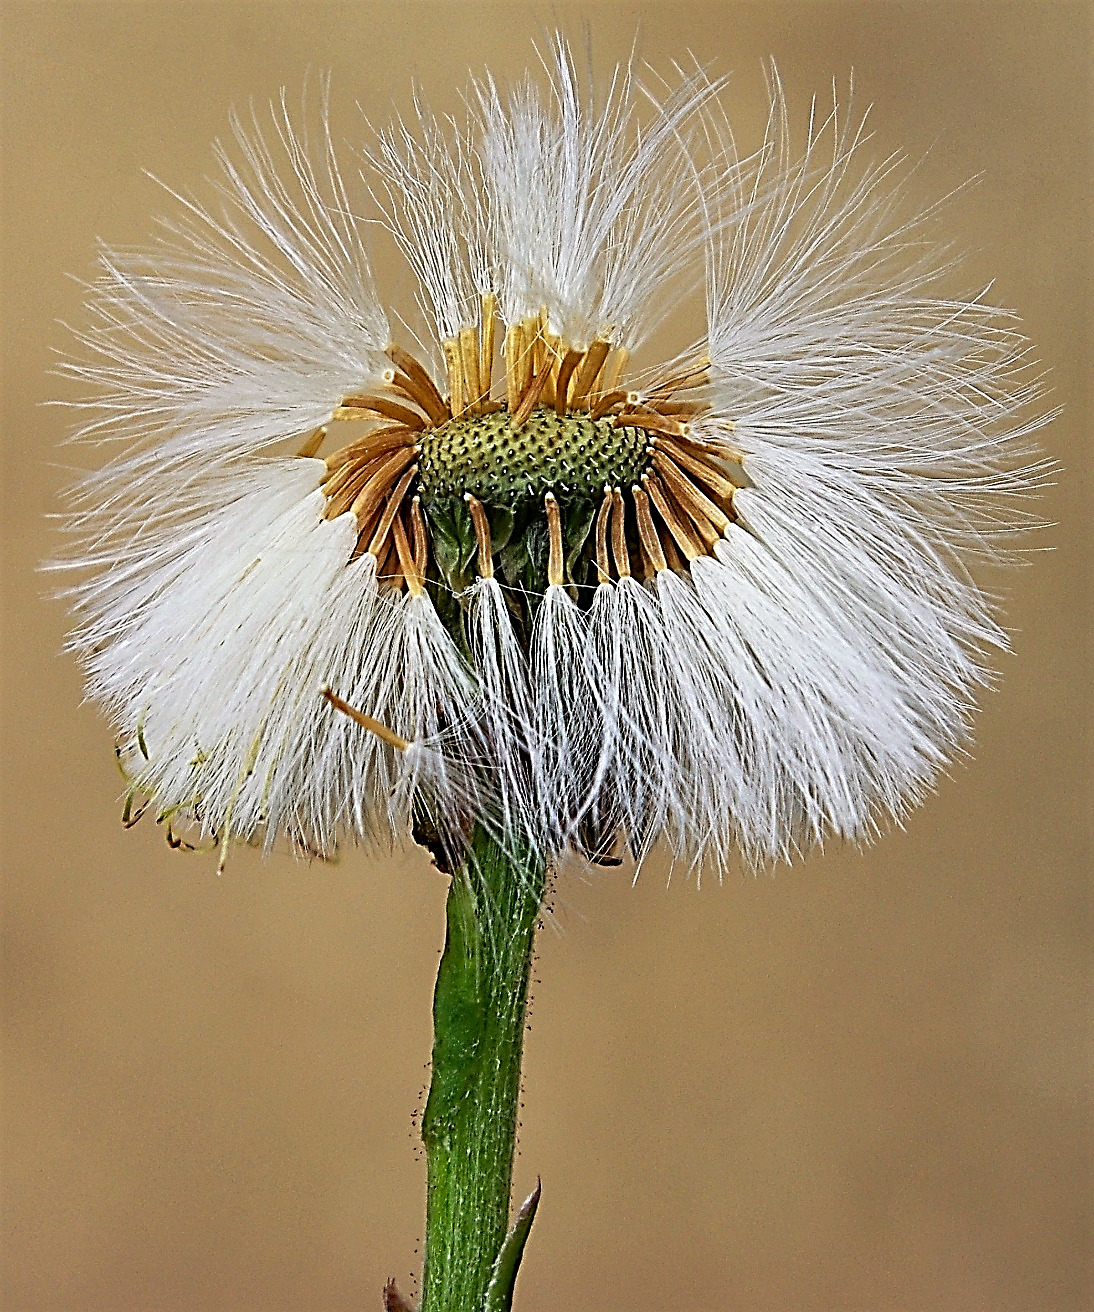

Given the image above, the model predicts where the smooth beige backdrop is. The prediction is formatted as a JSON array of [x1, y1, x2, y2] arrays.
[[2, 3, 1089, 1310]]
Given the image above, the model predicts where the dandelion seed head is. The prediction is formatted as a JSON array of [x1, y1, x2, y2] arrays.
[[53, 39, 1052, 874]]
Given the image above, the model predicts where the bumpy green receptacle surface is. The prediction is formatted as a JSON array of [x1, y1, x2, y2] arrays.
[[418, 408, 650, 506]]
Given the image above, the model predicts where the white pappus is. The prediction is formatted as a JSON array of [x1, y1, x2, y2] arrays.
[[55, 38, 1051, 874]]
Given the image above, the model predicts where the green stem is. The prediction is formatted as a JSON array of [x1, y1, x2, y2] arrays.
[[419, 825, 546, 1312]]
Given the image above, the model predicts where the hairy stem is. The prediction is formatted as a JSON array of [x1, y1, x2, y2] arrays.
[[419, 825, 545, 1312]]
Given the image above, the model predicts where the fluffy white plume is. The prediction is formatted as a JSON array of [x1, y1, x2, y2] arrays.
[[370, 37, 729, 349], [60, 85, 390, 475], [476, 37, 727, 348], [57, 44, 1049, 872]]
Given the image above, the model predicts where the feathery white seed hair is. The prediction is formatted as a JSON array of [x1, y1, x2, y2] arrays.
[[56, 42, 1049, 872]]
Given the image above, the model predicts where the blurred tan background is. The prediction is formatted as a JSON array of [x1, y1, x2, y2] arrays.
[[1, 2, 1089, 1310]]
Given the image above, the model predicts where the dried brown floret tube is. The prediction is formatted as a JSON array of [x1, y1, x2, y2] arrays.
[[618, 401, 685, 426], [297, 425, 327, 458], [518, 320, 539, 392], [541, 324, 561, 369], [323, 462, 379, 522], [538, 327, 561, 410], [459, 326, 483, 414], [659, 524, 686, 574], [651, 436, 740, 501], [632, 484, 668, 573], [554, 347, 584, 417], [348, 499, 384, 561], [522, 315, 543, 390], [589, 389, 629, 420], [614, 409, 687, 439], [324, 441, 414, 516], [409, 496, 429, 583], [653, 468, 719, 551], [661, 483, 722, 551], [544, 492, 564, 586], [334, 443, 416, 502], [350, 510, 388, 564], [511, 355, 555, 426], [337, 395, 427, 430], [321, 449, 367, 496], [479, 293, 496, 400], [332, 445, 417, 524], [372, 533, 403, 590], [642, 471, 704, 561], [465, 493, 494, 580], [504, 322, 525, 411], [391, 511, 423, 596], [358, 491, 388, 550], [388, 372, 444, 427], [387, 346, 451, 425], [346, 478, 398, 539], [367, 465, 418, 556], [535, 309, 553, 359], [610, 488, 631, 578], [323, 426, 418, 477], [322, 687, 410, 754], [598, 345, 629, 399], [594, 487, 613, 584], [670, 427, 744, 463], [525, 314, 543, 353], [510, 320, 541, 404], [569, 338, 613, 409], [443, 338, 465, 417], [651, 450, 732, 534]]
